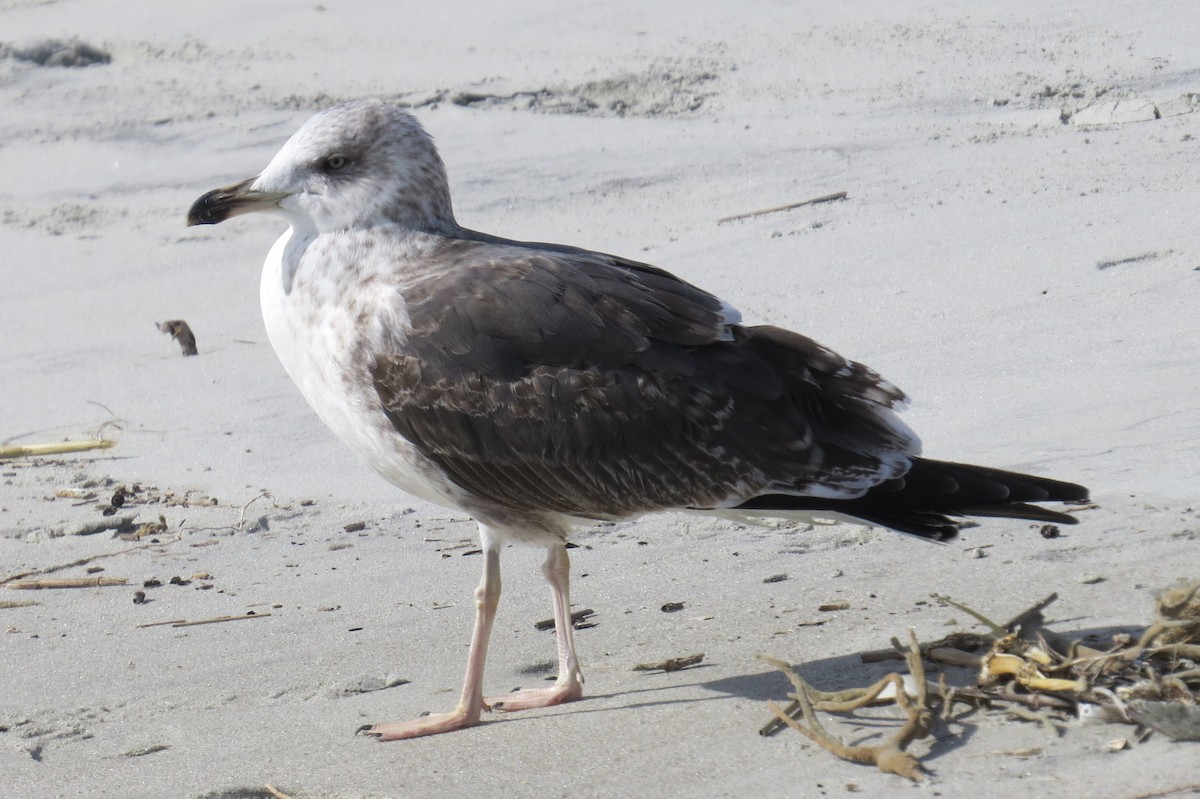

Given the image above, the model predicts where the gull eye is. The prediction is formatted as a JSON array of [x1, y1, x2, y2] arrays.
[[324, 154, 348, 172]]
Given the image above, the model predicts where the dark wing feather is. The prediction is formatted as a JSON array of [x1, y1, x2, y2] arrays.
[[369, 237, 915, 519], [736, 458, 1090, 540]]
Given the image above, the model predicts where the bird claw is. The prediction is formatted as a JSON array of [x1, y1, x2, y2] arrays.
[[487, 681, 584, 712], [359, 709, 482, 741]]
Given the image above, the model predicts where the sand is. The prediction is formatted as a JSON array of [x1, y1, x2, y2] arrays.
[[2, 1, 1199, 797]]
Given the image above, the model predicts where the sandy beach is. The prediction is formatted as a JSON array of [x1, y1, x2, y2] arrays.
[[2, 1, 1199, 796]]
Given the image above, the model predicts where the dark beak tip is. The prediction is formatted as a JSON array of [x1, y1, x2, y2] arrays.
[[186, 178, 276, 227], [186, 188, 227, 227]]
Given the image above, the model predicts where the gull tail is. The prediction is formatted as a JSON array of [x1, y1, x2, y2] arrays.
[[731, 458, 1090, 541]]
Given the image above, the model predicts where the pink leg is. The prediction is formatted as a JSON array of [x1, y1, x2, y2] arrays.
[[488, 544, 585, 711], [365, 538, 501, 741]]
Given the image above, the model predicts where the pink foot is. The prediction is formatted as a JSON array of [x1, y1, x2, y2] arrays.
[[488, 679, 584, 712], [360, 708, 482, 741]]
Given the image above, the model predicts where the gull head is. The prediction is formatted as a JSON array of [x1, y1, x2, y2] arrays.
[[187, 100, 456, 235]]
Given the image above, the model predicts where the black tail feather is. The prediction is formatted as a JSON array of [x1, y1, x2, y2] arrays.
[[733, 457, 1089, 541]]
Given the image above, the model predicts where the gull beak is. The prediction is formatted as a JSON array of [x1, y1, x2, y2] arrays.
[[186, 177, 290, 226]]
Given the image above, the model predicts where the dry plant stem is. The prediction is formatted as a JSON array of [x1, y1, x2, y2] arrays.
[[632, 653, 704, 672], [758, 656, 894, 735], [932, 592, 1058, 639], [534, 607, 594, 631], [0, 439, 115, 459], [1001, 593, 1058, 634], [8, 576, 127, 589], [863, 632, 993, 664], [763, 682, 889, 732], [170, 613, 272, 627], [1156, 643, 1200, 659], [931, 593, 1006, 635], [716, 191, 848, 224], [927, 647, 984, 668], [950, 686, 1075, 712], [264, 785, 296, 799], [938, 674, 967, 723], [236, 490, 276, 530], [761, 631, 931, 782], [764, 678, 928, 781], [0, 539, 176, 586], [1068, 642, 1200, 680]]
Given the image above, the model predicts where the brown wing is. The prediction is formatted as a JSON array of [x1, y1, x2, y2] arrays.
[[369, 236, 917, 519]]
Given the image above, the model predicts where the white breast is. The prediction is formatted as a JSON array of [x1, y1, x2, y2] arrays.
[[258, 227, 466, 510]]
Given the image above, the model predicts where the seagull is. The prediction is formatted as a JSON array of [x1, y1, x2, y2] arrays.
[[187, 100, 1088, 740]]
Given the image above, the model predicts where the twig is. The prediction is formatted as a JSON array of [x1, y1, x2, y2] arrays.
[[534, 608, 595, 631], [760, 632, 932, 781], [633, 653, 704, 672], [927, 647, 984, 668], [169, 612, 272, 627], [236, 490, 276, 530], [860, 631, 991, 664], [0, 539, 177, 586], [8, 576, 128, 589], [264, 785, 296, 799], [1001, 593, 1059, 635], [931, 593, 1006, 636], [718, 191, 848, 224], [0, 439, 115, 459], [949, 686, 1075, 712], [860, 647, 905, 663]]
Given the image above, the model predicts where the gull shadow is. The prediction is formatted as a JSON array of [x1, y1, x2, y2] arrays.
[[702, 622, 1145, 704], [477, 621, 1150, 761]]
